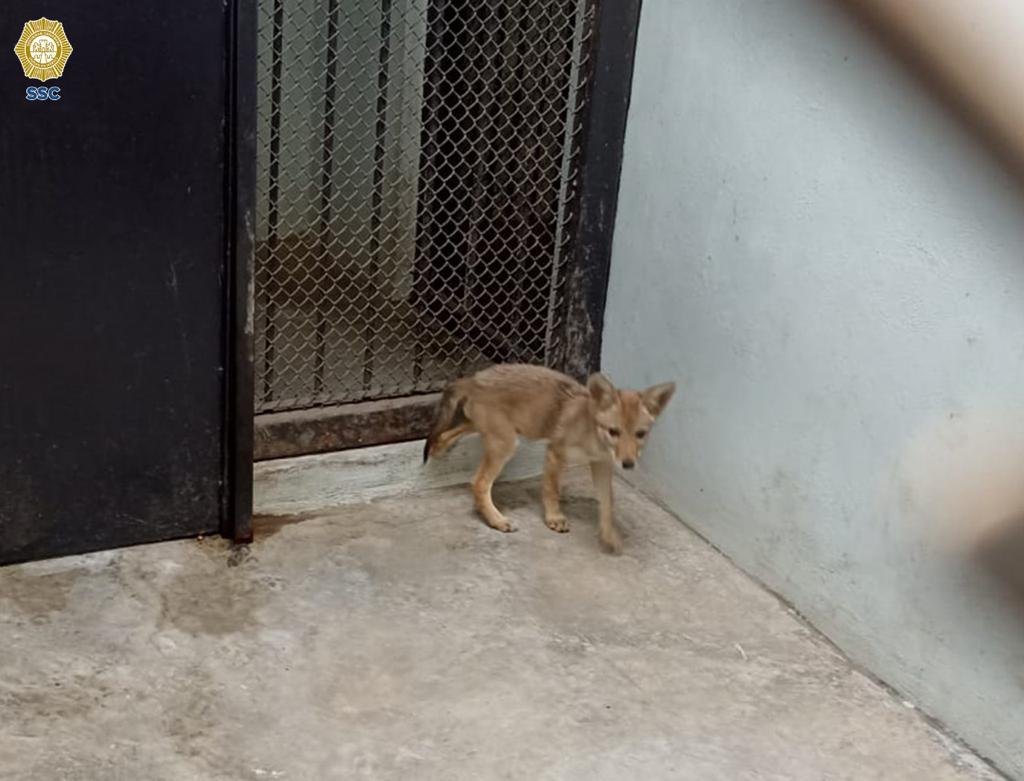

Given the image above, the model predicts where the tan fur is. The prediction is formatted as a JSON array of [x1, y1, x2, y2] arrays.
[[424, 364, 675, 553]]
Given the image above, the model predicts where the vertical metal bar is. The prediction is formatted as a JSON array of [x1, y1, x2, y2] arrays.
[[560, 0, 644, 381], [460, 0, 504, 373], [504, 0, 535, 360], [544, 0, 590, 364], [411, 0, 449, 388], [224, 0, 258, 543], [262, 0, 286, 403], [506, 2, 544, 356], [315, 0, 342, 399], [363, 0, 394, 392]]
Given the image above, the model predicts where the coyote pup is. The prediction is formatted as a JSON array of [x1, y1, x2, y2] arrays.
[[423, 364, 675, 553]]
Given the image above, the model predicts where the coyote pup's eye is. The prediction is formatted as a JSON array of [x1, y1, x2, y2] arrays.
[[636, 430, 647, 439], [608, 428, 620, 437]]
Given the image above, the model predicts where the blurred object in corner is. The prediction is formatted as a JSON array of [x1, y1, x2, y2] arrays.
[[841, 0, 1024, 175], [972, 514, 1024, 605]]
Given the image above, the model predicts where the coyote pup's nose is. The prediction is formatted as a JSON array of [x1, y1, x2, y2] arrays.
[[622, 459, 635, 470]]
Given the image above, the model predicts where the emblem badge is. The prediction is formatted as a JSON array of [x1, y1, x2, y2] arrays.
[[14, 18, 73, 82]]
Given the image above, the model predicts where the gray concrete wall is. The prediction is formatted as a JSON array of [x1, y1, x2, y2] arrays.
[[601, 0, 1024, 776]]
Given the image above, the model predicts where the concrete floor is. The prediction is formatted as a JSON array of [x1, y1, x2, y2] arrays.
[[0, 471, 1004, 781]]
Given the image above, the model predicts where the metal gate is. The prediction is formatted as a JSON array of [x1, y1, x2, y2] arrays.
[[255, 0, 597, 434]]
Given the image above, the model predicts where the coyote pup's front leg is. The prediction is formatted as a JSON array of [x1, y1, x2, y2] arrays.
[[590, 459, 621, 554], [542, 445, 569, 533]]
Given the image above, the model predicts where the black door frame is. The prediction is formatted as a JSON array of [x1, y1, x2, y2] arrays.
[[225, 0, 258, 543], [557, 0, 643, 381]]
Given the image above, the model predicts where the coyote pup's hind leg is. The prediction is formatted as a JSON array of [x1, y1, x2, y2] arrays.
[[472, 428, 518, 533]]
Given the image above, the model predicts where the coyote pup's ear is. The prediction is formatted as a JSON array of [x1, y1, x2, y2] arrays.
[[641, 382, 676, 416], [587, 372, 617, 408]]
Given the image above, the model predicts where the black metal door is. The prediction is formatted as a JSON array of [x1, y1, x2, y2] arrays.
[[0, 2, 255, 565]]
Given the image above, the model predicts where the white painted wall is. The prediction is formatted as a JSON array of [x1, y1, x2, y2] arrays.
[[602, 0, 1024, 775]]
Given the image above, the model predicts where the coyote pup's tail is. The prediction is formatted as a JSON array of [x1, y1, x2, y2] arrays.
[[423, 379, 470, 463]]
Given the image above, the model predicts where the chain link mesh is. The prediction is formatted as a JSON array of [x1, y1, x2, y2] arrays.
[[255, 0, 595, 414]]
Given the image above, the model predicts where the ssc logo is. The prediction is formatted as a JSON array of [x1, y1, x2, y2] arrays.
[[14, 18, 73, 82], [26, 86, 61, 101]]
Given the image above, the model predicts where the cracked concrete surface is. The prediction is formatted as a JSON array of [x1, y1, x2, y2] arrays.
[[0, 472, 1005, 780]]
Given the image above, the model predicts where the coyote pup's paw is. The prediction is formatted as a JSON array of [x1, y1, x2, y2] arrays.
[[544, 514, 570, 533], [488, 515, 517, 533], [599, 527, 623, 555]]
